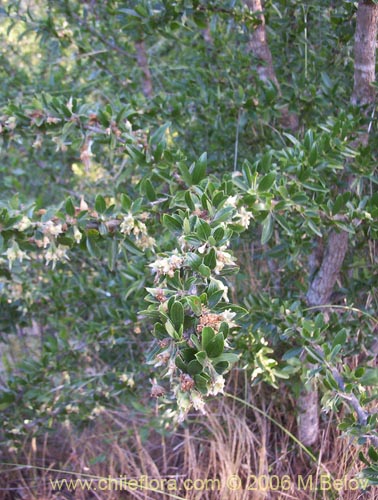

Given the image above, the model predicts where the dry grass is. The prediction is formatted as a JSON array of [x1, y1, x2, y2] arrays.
[[0, 376, 376, 500]]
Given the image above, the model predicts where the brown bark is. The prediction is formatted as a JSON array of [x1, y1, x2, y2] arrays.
[[245, 0, 279, 87], [306, 231, 349, 307], [245, 0, 299, 130], [351, 1, 378, 106], [135, 40, 153, 98], [298, 0, 378, 446]]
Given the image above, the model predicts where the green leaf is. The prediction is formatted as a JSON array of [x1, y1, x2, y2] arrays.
[[261, 213, 273, 244], [213, 226, 225, 242], [206, 333, 224, 358], [187, 359, 203, 375], [208, 290, 224, 308], [212, 207, 234, 225], [121, 194, 131, 211], [258, 173, 275, 192], [211, 352, 240, 365], [175, 355, 188, 373], [65, 197, 75, 217], [165, 319, 179, 339], [86, 236, 101, 258], [332, 194, 345, 215], [185, 191, 196, 211], [108, 238, 118, 271], [150, 122, 170, 146], [177, 162, 192, 186], [360, 368, 378, 386], [196, 220, 211, 241], [162, 214, 182, 232], [307, 219, 322, 237], [201, 326, 215, 350], [170, 301, 184, 330], [186, 295, 202, 315], [95, 194, 106, 214], [181, 348, 197, 362], [0, 390, 16, 411], [198, 264, 211, 277], [332, 328, 347, 350], [321, 71, 332, 89], [194, 373, 211, 393], [144, 179, 156, 202], [185, 252, 202, 270], [190, 152, 207, 184], [204, 248, 216, 269], [308, 145, 318, 165], [368, 447, 378, 462]]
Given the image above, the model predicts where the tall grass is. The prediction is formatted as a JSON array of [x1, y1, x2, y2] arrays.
[[1, 374, 375, 500]]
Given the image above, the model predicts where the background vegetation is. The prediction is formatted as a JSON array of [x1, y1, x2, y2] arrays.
[[0, 0, 377, 498]]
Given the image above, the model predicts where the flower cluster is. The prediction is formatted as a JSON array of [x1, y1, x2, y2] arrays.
[[120, 212, 156, 250], [4, 243, 30, 270], [149, 250, 184, 278]]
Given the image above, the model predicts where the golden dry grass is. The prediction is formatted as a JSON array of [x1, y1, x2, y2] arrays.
[[0, 378, 376, 500]]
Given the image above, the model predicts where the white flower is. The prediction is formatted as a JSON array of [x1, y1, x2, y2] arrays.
[[120, 213, 135, 235], [35, 236, 50, 249], [137, 234, 156, 250], [149, 251, 184, 277], [5, 243, 30, 269], [219, 309, 237, 328], [176, 391, 192, 422], [16, 216, 32, 232], [119, 373, 135, 388], [134, 221, 147, 236], [236, 206, 253, 229], [42, 220, 63, 237], [214, 247, 236, 274], [73, 226, 82, 244], [224, 195, 238, 208], [191, 391, 206, 414], [198, 243, 207, 254], [209, 375, 225, 396], [45, 245, 70, 269]]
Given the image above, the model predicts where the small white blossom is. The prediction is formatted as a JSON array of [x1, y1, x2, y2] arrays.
[[45, 245, 70, 269], [198, 243, 207, 254], [35, 236, 50, 249], [120, 213, 135, 235], [119, 373, 135, 388], [16, 216, 32, 232], [73, 226, 82, 244], [134, 221, 147, 237], [32, 135, 43, 149], [149, 251, 184, 278], [219, 309, 237, 328], [176, 391, 192, 422], [224, 195, 238, 208], [214, 247, 236, 274], [236, 206, 253, 229], [191, 391, 206, 414], [91, 405, 105, 416], [5, 243, 30, 269], [209, 375, 225, 396], [137, 234, 156, 250], [42, 220, 63, 237]]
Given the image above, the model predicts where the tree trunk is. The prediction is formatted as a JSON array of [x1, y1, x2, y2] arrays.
[[135, 40, 153, 98], [245, 0, 299, 130], [298, 0, 378, 446], [245, 0, 279, 87]]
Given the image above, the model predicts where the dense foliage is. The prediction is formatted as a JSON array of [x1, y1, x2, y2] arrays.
[[0, 0, 377, 486]]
